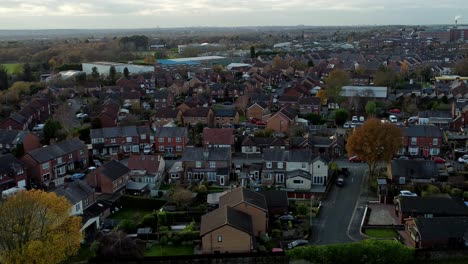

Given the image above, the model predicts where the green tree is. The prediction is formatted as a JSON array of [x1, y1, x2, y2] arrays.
[[11, 143, 24, 158], [0, 66, 8, 90], [454, 59, 468, 76], [123, 67, 129, 79], [303, 113, 323, 125], [365, 101, 377, 117], [43, 119, 62, 145], [91, 66, 99, 80], [307, 60, 314, 67], [325, 69, 350, 102], [250, 46, 256, 58], [109, 66, 116, 84], [93, 231, 143, 259], [333, 109, 349, 126], [22, 63, 33, 82], [373, 66, 400, 89]]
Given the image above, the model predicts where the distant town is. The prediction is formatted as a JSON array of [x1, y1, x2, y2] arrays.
[[0, 24, 468, 263]]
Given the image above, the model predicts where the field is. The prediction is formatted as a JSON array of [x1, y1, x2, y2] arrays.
[[2, 63, 23, 74]]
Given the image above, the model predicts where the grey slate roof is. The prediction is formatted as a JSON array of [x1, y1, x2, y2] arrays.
[[100, 160, 130, 181], [28, 138, 85, 163], [403, 125, 443, 138], [0, 154, 25, 175], [136, 126, 151, 135], [415, 217, 468, 241], [398, 196, 468, 216], [391, 160, 437, 180], [214, 109, 237, 117], [0, 129, 26, 146], [257, 190, 289, 210], [155, 127, 187, 138], [52, 180, 94, 205], [181, 147, 231, 161], [200, 206, 253, 236], [286, 169, 312, 180], [263, 148, 288, 161], [288, 149, 313, 162], [90, 126, 138, 139]]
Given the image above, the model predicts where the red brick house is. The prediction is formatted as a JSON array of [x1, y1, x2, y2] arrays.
[[401, 125, 443, 157], [182, 107, 214, 127], [298, 97, 321, 114], [0, 98, 51, 130], [86, 160, 130, 194], [151, 107, 182, 128], [154, 127, 188, 156], [0, 129, 41, 153], [22, 138, 88, 187], [0, 154, 27, 191], [266, 107, 296, 133], [90, 125, 153, 156], [181, 147, 231, 186], [154, 90, 175, 109], [203, 128, 235, 149], [213, 109, 239, 128], [246, 102, 269, 120]]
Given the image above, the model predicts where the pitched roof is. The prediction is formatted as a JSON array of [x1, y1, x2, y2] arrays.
[[52, 180, 94, 205], [414, 217, 468, 241], [0, 129, 25, 145], [203, 128, 234, 145], [181, 147, 231, 161], [403, 125, 443, 138], [288, 149, 313, 162], [219, 187, 268, 212], [99, 160, 130, 181], [263, 148, 288, 161], [153, 108, 180, 119], [155, 127, 187, 138], [127, 155, 161, 174], [214, 109, 237, 118], [0, 154, 25, 175], [90, 126, 138, 138], [27, 138, 86, 163], [241, 137, 285, 147], [391, 160, 437, 180], [286, 169, 312, 180], [257, 190, 289, 210], [398, 196, 468, 215], [298, 97, 321, 105], [200, 206, 253, 236], [183, 107, 211, 117]]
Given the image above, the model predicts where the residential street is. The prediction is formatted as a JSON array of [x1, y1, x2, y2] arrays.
[[310, 159, 369, 245]]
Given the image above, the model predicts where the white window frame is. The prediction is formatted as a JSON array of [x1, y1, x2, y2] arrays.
[[196, 161, 202, 168], [266, 162, 272, 169], [126, 137, 132, 143], [411, 137, 417, 146], [42, 162, 49, 170], [168, 138, 172, 143], [210, 161, 216, 168], [278, 162, 283, 169], [111, 138, 116, 144], [176, 137, 182, 142], [432, 138, 438, 146], [159, 146, 165, 151], [158, 137, 164, 143], [176, 145, 182, 152], [141, 134, 147, 140]]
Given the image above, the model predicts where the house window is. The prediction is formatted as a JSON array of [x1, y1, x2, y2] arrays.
[[159, 146, 164, 151], [293, 179, 303, 184], [69, 154, 73, 159], [123, 145, 131, 152], [57, 157, 63, 164], [217, 235, 222, 242], [176, 146, 182, 152], [302, 163, 307, 169], [42, 162, 49, 170], [80, 150, 84, 156], [57, 166, 66, 175], [75, 203, 81, 212], [276, 174, 284, 183], [187, 172, 192, 179], [126, 137, 132, 143], [84, 198, 89, 207], [141, 134, 146, 140], [132, 145, 139, 153], [111, 138, 116, 144], [158, 137, 164, 143], [210, 161, 216, 168], [278, 162, 283, 169], [196, 161, 202, 168], [208, 172, 216, 181], [266, 162, 272, 168], [168, 138, 172, 143], [411, 137, 417, 146], [432, 138, 438, 146], [176, 137, 182, 142]]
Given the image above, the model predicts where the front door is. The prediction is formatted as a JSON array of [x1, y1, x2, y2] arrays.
[[220, 176, 225, 186]]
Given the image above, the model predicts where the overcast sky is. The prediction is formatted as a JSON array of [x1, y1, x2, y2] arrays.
[[1, 0, 467, 29]]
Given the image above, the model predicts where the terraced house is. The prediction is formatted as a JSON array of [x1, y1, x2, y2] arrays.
[[181, 147, 231, 186], [90, 125, 153, 156]]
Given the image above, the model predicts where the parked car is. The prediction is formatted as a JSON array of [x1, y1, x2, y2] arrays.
[[93, 159, 103, 167], [256, 120, 267, 126], [389, 108, 401, 114], [351, 116, 358, 123], [398, 156, 409, 160], [250, 118, 259, 124], [432, 156, 446, 164], [143, 145, 153, 154], [348, 155, 363, 162], [71, 173, 86, 180], [279, 214, 295, 222], [399, 190, 417, 197], [76, 113, 88, 119], [340, 167, 350, 177], [359, 116, 365, 122], [343, 122, 351, 128], [336, 177, 345, 187], [32, 124, 45, 131], [458, 155, 468, 164], [407, 116, 418, 123], [389, 115, 397, 123], [287, 239, 309, 250]]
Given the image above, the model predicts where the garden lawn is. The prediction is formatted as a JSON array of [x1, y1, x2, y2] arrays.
[[364, 229, 398, 238], [109, 208, 154, 221], [207, 186, 225, 193], [145, 245, 193, 256], [2, 63, 22, 74]]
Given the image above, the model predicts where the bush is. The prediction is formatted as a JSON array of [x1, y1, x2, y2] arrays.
[[297, 204, 308, 216], [120, 195, 167, 211], [464, 191, 468, 201], [159, 236, 168, 246], [271, 229, 282, 238], [422, 184, 440, 197], [141, 214, 157, 228], [171, 234, 182, 245], [194, 185, 208, 193], [159, 226, 169, 232], [451, 188, 463, 198], [157, 211, 168, 226], [118, 220, 137, 233]]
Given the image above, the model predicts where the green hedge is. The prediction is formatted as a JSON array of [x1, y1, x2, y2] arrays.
[[120, 195, 167, 211], [288, 239, 414, 264]]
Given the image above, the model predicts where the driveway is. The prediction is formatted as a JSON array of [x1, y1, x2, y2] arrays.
[[310, 160, 369, 245]]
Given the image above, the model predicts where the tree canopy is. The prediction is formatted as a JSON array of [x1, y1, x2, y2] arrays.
[[333, 109, 349, 126], [365, 101, 377, 117], [346, 118, 403, 177], [454, 58, 468, 76], [0, 190, 82, 264], [325, 69, 350, 102], [43, 119, 62, 145]]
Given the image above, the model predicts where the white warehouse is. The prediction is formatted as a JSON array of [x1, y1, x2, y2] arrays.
[[82, 62, 154, 76]]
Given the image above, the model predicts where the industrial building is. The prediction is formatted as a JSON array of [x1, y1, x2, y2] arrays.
[[82, 62, 154, 76]]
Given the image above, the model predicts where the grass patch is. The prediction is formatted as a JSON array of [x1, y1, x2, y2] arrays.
[[2, 63, 23, 74], [364, 228, 398, 238], [109, 208, 154, 221], [65, 244, 94, 263], [145, 245, 193, 256], [207, 186, 225, 193], [159, 184, 171, 190]]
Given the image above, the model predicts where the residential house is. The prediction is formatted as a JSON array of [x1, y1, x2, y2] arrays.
[[404, 217, 468, 249], [394, 196, 468, 224], [96, 100, 119, 128], [417, 110, 453, 128], [266, 107, 296, 133], [241, 137, 286, 154], [203, 128, 235, 150], [154, 127, 188, 156], [390, 160, 438, 183], [182, 107, 214, 127], [22, 138, 88, 187], [401, 125, 443, 157], [127, 155, 165, 184], [298, 97, 321, 115], [214, 109, 239, 128], [181, 147, 231, 186], [86, 160, 130, 194], [52, 180, 95, 216], [154, 90, 175, 109], [151, 107, 182, 128], [121, 90, 141, 108], [219, 187, 268, 236], [286, 169, 313, 191], [200, 206, 254, 254], [90, 126, 152, 156], [0, 98, 51, 131], [0, 129, 41, 154], [0, 154, 27, 191], [261, 149, 287, 186], [286, 151, 330, 188], [246, 102, 269, 120], [257, 190, 289, 215], [288, 136, 337, 159]]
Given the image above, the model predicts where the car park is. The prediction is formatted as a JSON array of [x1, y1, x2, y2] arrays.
[[399, 190, 417, 196], [287, 240, 309, 250]]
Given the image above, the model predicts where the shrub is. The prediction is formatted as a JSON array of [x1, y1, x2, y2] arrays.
[[159, 226, 169, 232], [157, 211, 168, 226], [171, 234, 182, 246], [141, 214, 156, 228], [451, 188, 463, 198], [159, 236, 168, 246], [297, 204, 308, 216], [118, 220, 137, 233], [271, 229, 282, 238]]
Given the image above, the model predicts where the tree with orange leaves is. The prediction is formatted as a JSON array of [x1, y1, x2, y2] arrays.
[[346, 118, 403, 179], [0, 190, 82, 264]]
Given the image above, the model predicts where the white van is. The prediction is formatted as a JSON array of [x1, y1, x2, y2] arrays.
[[2, 186, 26, 199], [389, 115, 397, 123]]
